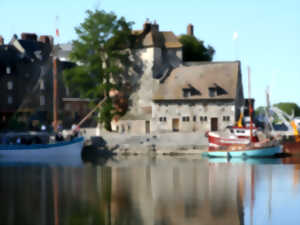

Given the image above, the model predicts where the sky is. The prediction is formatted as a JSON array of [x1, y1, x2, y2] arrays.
[[1, 0, 299, 108]]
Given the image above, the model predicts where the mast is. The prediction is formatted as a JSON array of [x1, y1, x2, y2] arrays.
[[53, 57, 58, 132], [248, 66, 253, 142]]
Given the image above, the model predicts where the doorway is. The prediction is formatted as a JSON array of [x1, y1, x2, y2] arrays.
[[211, 117, 218, 131], [172, 118, 179, 132], [145, 120, 150, 134]]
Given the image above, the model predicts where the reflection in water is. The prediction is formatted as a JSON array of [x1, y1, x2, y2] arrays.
[[0, 156, 300, 225]]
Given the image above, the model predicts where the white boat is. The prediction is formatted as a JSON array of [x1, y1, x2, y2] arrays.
[[0, 135, 84, 165]]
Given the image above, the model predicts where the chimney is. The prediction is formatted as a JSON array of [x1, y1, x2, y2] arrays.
[[39, 35, 51, 45], [151, 20, 159, 32], [143, 18, 151, 33], [187, 24, 194, 36], [0, 36, 4, 45], [21, 33, 37, 41]]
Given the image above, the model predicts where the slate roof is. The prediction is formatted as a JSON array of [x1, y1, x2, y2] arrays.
[[132, 26, 182, 49], [153, 61, 241, 101]]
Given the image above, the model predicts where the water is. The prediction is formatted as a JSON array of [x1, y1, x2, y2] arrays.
[[0, 155, 300, 225]]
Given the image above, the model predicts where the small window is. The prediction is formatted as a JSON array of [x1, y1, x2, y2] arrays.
[[182, 117, 186, 122], [204, 116, 207, 121], [186, 117, 190, 122], [8, 96, 13, 104], [159, 117, 163, 122], [128, 124, 131, 131], [164, 117, 167, 122], [40, 95, 45, 106], [193, 116, 196, 122], [40, 80, 45, 90], [7, 81, 13, 90], [6, 67, 11, 74]]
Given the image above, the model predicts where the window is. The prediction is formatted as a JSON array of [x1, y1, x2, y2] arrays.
[[6, 67, 11, 74], [182, 116, 190, 122], [7, 96, 13, 104], [40, 80, 45, 90], [223, 116, 230, 121], [160, 117, 167, 122], [193, 116, 196, 122], [7, 81, 13, 90], [209, 87, 216, 97], [40, 95, 45, 106]]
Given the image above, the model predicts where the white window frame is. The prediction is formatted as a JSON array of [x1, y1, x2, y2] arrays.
[[40, 80, 45, 90], [40, 95, 45, 106], [6, 66, 11, 74], [7, 81, 13, 90], [8, 96, 13, 104]]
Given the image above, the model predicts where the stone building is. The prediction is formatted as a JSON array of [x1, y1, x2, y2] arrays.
[[111, 22, 244, 134], [152, 61, 244, 133], [0, 33, 54, 129]]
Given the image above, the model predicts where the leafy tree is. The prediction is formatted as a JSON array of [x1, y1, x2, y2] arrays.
[[63, 10, 133, 130], [178, 35, 215, 61], [273, 102, 300, 117]]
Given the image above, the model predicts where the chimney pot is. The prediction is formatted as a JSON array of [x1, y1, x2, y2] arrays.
[[21, 33, 37, 41], [187, 24, 194, 36]]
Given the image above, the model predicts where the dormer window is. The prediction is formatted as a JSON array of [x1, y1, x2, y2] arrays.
[[209, 87, 216, 97], [209, 83, 227, 97], [182, 84, 201, 98]]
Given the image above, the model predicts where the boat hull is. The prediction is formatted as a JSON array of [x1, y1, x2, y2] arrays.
[[0, 136, 84, 165], [207, 145, 282, 158]]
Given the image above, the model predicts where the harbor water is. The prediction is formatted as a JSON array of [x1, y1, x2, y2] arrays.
[[0, 154, 300, 225]]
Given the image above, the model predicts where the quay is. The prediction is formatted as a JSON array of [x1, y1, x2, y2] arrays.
[[80, 128, 208, 155]]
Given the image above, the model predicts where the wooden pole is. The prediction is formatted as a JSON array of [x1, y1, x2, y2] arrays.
[[73, 97, 107, 131], [248, 66, 253, 142], [53, 57, 58, 132]]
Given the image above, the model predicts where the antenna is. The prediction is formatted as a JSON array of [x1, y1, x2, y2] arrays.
[[233, 32, 239, 60]]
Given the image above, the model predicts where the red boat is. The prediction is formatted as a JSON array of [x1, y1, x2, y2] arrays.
[[207, 125, 259, 150]]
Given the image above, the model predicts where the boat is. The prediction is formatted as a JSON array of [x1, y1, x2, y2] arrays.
[[207, 125, 259, 150], [206, 143, 282, 158], [0, 133, 84, 165], [205, 67, 283, 158]]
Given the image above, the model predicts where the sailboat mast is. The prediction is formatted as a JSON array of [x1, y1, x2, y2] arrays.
[[53, 57, 58, 131], [248, 66, 253, 142]]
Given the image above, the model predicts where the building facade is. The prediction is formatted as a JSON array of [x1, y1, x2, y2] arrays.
[[112, 22, 244, 134]]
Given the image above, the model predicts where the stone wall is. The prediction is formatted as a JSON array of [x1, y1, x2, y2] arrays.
[[152, 100, 236, 133]]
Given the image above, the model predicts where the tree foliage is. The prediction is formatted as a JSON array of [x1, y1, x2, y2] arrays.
[[273, 102, 300, 117], [63, 10, 133, 130], [178, 35, 215, 61]]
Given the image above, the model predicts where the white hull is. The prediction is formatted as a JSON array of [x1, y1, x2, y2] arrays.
[[0, 137, 84, 165]]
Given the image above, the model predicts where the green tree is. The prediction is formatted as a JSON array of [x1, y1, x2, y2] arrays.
[[63, 10, 133, 130], [273, 102, 300, 117], [178, 35, 215, 61]]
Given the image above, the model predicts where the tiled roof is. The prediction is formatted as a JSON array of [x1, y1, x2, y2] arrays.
[[153, 61, 241, 100]]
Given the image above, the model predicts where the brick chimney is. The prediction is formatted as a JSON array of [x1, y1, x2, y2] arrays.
[[143, 18, 151, 33], [21, 33, 37, 41], [0, 36, 4, 45], [187, 24, 194, 36]]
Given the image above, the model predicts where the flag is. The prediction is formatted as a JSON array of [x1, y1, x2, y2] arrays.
[[233, 32, 238, 40], [56, 28, 60, 37]]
